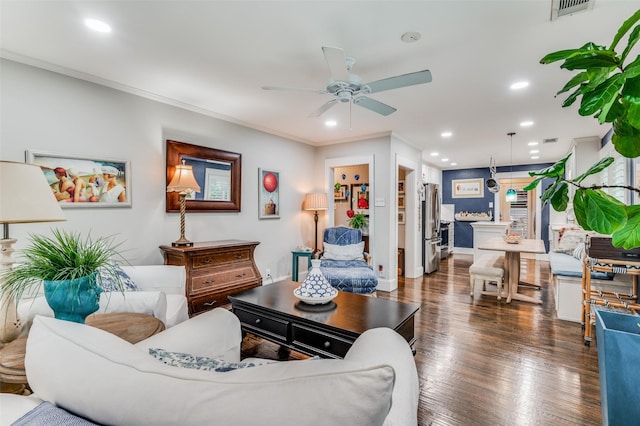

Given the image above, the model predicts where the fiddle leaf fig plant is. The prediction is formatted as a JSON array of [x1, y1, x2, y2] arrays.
[[348, 212, 369, 230], [527, 10, 640, 249]]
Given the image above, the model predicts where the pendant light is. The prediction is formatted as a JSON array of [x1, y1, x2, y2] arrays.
[[505, 132, 517, 203]]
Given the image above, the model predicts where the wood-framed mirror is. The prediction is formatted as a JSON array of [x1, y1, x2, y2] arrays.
[[166, 140, 242, 212]]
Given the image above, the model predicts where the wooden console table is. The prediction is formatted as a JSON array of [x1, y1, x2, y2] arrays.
[[229, 281, 419, 359], [0, 313, 164, 394], [160, 240, 262, 316]]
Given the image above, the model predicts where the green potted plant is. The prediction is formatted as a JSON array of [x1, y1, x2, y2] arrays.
[[347, 211, 369, 230], [1, 228, 127, 323], [527, 10, 640, 249]]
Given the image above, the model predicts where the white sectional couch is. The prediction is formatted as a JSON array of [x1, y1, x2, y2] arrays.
[[2, 309, 419, 425], [16, 265, 189, 331]]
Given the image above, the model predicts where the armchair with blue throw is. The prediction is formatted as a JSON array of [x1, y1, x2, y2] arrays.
[[319, 226, 378, 295]]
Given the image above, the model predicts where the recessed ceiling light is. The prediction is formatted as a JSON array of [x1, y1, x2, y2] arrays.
[[530, 149, 539, 154], [510, 81, 529, 90], [441, 131, 453, 138], [450, 162, 457, 166], [84, 18, 112, 33], [324, 120, 337, 127], [531, 156, 540, 160], [520, 121, 534, 127], [441, 158, 449, 162], [528, 141, 539, 146], [430, 152, 439, 157]]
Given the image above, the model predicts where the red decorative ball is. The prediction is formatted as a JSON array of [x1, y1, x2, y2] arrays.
[[263, 172, 278, 193], [346, 210, 355, 218]]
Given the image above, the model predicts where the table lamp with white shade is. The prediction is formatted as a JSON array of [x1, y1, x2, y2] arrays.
[[0, 161, 66, 343], [166, 160, 201, 247]]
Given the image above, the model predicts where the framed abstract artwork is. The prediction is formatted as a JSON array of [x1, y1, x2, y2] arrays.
[[259, 168, 280, 219], [452, 178, 484, 198], [26, 150, 131, 208]]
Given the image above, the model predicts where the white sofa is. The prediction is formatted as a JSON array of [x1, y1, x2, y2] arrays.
[[1, 309, 419, 425], [16, 265, 189, 331]]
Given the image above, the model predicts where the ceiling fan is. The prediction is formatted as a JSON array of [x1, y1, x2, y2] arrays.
[[262, 46, 432, 118]]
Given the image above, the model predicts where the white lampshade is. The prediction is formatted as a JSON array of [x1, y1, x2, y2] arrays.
[[0, 161, 66, 224], [167, 162, 201, 194], [303, 193, 328, 211]]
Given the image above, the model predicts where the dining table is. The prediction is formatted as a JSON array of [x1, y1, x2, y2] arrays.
[[478, 237, 546, 304]]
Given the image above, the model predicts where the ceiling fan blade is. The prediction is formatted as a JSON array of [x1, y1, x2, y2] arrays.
[[363, 70, 432, 94], [308, 99, 338, 117], [353, 97, 397, 116], [322, 46, 349, 82], [262, 85, 327, 94]]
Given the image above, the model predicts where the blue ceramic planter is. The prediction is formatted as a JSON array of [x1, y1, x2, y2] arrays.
[[43, 273, 103, 323], [595, 309, 640, 426]]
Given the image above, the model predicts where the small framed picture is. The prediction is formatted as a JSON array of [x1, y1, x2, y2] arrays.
[[26, 150, 131, 208], [398, 180, 405, 194], [259, 168, 280, 219], [351, 183, 369, 214], [334, 184, 348, 201], [398, 194, 405, 208], [398, 210, 405, 225]]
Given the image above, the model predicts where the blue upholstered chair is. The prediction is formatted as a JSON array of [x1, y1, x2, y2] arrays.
[[319, 226, 378, 294]]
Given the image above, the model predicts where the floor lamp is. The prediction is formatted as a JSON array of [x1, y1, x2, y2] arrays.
[[167, 160, 201, 247], [0, 161, 66, 343], [303, 193, 328, 255]]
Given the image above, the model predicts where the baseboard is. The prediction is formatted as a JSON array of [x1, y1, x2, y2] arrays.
[[376, 277, 398, 292]]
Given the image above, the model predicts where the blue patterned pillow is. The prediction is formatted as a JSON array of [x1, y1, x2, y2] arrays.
[[97, 264, 139, 292], [149, 348, 256, 372]]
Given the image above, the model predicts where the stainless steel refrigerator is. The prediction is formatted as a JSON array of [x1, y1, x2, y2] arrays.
[[422, 183, 441, 274]]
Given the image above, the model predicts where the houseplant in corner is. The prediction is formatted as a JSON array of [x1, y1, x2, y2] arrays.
[[530, 10, 640, 425], [1, 228, 127, 323], [526, 10, 640, 249], [347, 210, 369, 231]]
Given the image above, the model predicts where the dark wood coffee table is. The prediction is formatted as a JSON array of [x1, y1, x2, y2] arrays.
[[228, 281, 419, 359]]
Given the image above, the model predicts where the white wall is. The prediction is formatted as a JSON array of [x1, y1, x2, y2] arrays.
[[0, 59, 316, 280]]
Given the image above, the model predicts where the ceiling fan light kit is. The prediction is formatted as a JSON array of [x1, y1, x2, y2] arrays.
[[263, 46, 432, 122]]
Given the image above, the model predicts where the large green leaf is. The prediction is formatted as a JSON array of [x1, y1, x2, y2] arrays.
[[561, 87, 582, 107], [573, 157, 615, 183], [561, 51, 618, 71], [523, 177, 544, 191], [582, 190, 627, 234], [550, 181, 569, 211], [540, 43, 602, 64], [612, 118, 640, 157], [529, 153, 571, 177], [621, 24, 640, 63], [624, 56, 640, 79], [612, 205, 640, 249], [573, 190, 591, 230], [610, 9, 640, 51], [540, 178, 561, 208], [579, 74, 624, 116], [556, 72, 589, 95]]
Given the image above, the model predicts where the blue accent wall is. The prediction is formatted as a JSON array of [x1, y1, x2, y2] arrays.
[[443, 163, 554, 251]]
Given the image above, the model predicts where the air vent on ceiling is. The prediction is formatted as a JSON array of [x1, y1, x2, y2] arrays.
[[543, 137, 559, 144], [550, 0, 595, 21]]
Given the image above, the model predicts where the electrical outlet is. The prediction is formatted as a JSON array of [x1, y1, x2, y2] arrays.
[[265, 268, 271, 277]]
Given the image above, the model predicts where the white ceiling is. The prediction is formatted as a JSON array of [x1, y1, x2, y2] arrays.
[[1, 1, 638, 170]]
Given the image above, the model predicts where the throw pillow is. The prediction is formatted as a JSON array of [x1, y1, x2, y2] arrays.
[[97, 264, 139, 292], [149, 348, 256, 372], [555, 230, 588, 254], [573, 243, 586, 261], [322, 241, 365, 261]]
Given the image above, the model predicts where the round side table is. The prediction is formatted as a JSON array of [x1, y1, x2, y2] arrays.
[[0, 313, 165, 394]]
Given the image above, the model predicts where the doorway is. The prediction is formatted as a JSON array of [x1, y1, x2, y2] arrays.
[[498, 177, 537, 238]]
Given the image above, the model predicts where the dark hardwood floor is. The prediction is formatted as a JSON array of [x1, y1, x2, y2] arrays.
[[242, 254, 602, 425]]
